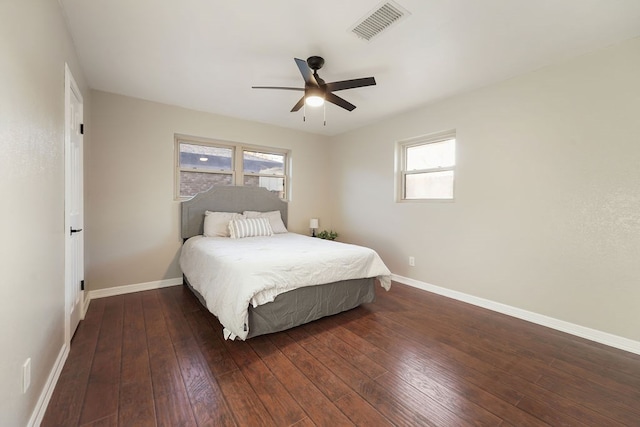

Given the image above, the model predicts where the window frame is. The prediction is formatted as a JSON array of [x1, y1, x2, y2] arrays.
[[396, 130, 456, 202], [175, 134, 290, 201], [241, 148, 288, 200]]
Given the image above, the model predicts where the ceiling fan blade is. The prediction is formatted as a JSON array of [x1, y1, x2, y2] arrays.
[[295, 58, 318, 86], [290, 96, 305, 112], [326, 92, 356, 111], [252, 86, 304, 91], [326, 77, 376, 92]]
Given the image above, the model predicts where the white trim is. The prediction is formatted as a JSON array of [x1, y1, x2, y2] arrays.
[[27, 344, 69, 427], [88, 277, 183, 300], [82, 292, 91, 318], [391, 274, 640, 356]]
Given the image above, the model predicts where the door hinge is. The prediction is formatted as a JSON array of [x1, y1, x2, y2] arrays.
[[80, 280, 84, 291], [80, 123, 84, 135]]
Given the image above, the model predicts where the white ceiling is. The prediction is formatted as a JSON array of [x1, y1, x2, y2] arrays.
[[59, 0, 640, 136]]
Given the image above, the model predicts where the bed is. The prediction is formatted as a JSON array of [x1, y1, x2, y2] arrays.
[[179, 185, 391, 340]]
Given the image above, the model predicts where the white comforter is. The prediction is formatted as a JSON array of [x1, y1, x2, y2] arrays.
[[179, 232, 391, 340]]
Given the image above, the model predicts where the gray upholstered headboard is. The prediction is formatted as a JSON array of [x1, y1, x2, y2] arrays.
[[181, 186, 288, 239]]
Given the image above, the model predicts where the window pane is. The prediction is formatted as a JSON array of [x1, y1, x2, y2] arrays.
[[180, 143, 232, 172], [406, 139, 455, 171], [180, 171, 232, 197], [405, 171, 454, 199], [244, 175, 285, 199], [243, 150, 285, 175]]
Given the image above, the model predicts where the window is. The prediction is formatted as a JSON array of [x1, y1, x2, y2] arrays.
[[178, 142, 234, 198], [176, 136, 289, 200], [397, 131, 456, 201], [242, 150, 286, 199]]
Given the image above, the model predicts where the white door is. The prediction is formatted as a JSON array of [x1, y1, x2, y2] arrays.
[[65, 64, 84, 342]]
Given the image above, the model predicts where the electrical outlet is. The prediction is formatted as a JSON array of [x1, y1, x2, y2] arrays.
[[409, 256, 415, 266], [23, 358, 31, 393]]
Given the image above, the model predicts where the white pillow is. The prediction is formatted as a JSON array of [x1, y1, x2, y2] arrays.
[[229, 217, 273, 239], [203, 211, 243, 237], [243, 210, 287, 234]]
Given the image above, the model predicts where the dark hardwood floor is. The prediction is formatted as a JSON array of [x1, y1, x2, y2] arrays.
[[42, 282, 640, 426]]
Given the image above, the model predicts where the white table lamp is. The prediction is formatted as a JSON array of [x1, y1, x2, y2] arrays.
[[309, 218, 319, 237]]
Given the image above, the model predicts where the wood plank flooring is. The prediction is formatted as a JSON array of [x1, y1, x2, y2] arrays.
[[42, 282, 640, 426]]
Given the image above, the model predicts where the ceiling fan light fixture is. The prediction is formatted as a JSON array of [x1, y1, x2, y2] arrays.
[[305, 95, 325, 107], [305, 85, 325, 107]]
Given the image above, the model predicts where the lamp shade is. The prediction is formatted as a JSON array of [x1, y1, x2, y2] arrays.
[[309, 218, 319, 229]]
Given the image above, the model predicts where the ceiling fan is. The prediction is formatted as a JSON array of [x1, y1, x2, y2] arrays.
[[252, 56, 376, 113]]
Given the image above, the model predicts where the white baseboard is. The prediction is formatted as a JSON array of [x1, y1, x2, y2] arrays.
[[391, 274, 640, 356], [88, 277, 183, 300], [27, 343, 69, 427], [82, 292, 91, 318]]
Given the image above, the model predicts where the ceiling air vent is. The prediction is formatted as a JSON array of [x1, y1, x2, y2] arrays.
[[350, 1, 410, 41]]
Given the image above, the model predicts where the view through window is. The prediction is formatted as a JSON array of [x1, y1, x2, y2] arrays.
[[176, 137, 288, 199]]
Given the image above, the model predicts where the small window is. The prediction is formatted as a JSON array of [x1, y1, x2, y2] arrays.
[[175, 136, 289, 200], [242, 150, 286, 200], [397, 131, 456, 201]]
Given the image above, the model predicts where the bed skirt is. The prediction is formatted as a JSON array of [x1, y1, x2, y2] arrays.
[[183, 275, 375, 339]]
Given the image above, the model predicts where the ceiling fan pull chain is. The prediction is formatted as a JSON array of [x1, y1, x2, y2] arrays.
[[324, 103, 326, 126], [303, 103, 306, 122]]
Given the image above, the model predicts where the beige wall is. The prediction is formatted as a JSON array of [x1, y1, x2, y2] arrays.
[[0, 0, 90, 425], [329, 37, 640, 342], [86, 91, 332, 290]]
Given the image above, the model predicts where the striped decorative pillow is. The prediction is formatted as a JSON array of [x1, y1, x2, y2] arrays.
[[229, 217, 273, 239]]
